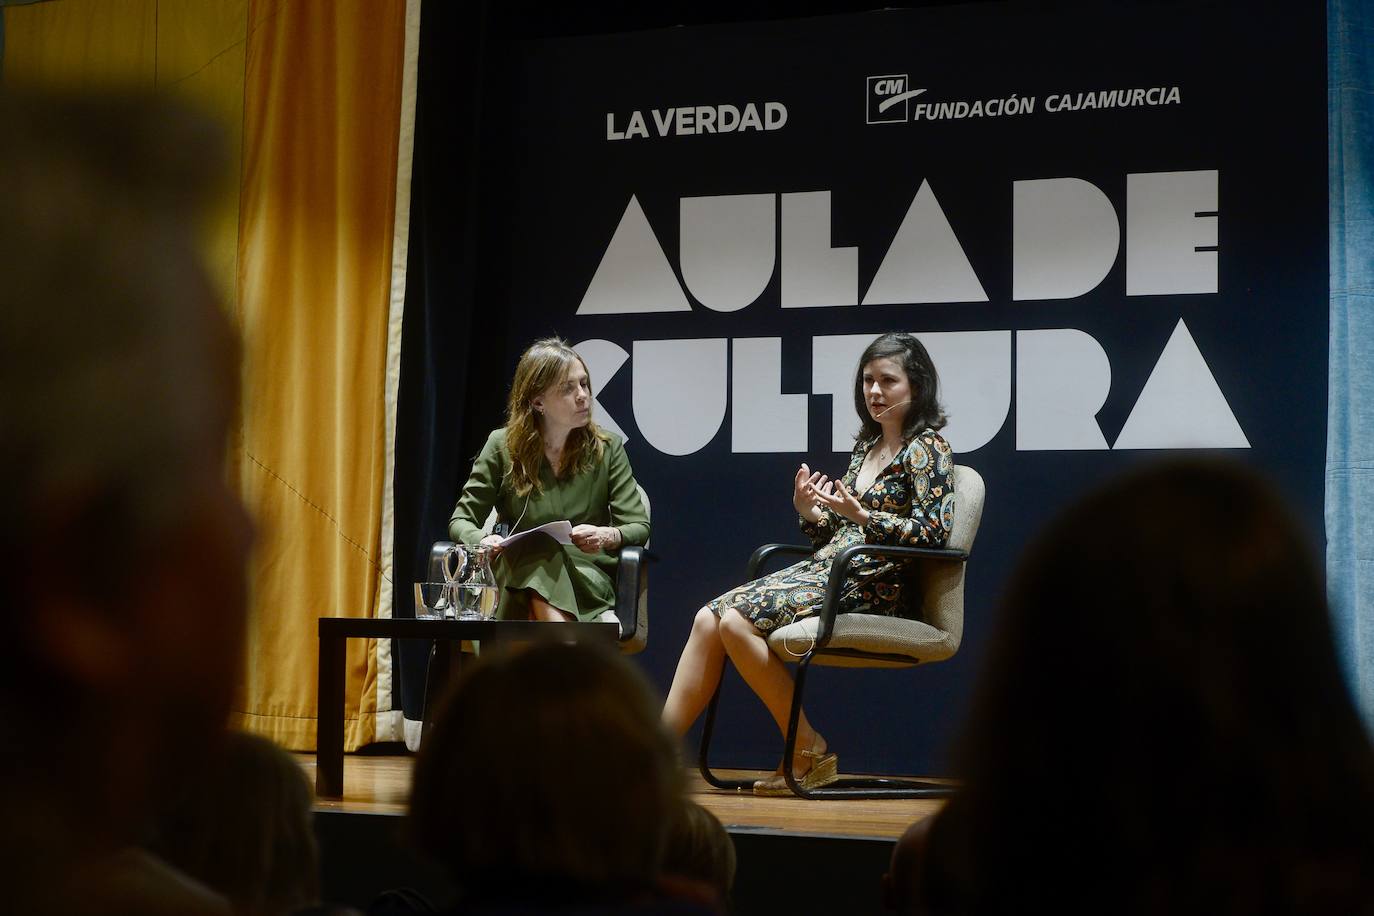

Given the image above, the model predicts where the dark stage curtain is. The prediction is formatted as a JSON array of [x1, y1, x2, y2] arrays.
[[391, 0, 513, 729]]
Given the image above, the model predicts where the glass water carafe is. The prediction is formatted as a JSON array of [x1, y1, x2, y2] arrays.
[[442, 544, 500, 620]]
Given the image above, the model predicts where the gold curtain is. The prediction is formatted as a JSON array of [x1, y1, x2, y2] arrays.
[[3, 0, 158, 88], [3, 0, 412, 752], [2, 0, 248, 308], [232, 0, 407, 750]]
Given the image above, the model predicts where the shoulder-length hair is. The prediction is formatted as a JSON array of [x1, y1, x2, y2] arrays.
[[917, 460, 1374, 914], [410, 642, 682, 898], [504, 337, 608, 497], [853, 332, 947, 442]]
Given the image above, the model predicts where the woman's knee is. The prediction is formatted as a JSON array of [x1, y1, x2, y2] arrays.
[[528, 592, 573, 622], [690, 607, 720, 640], [718, 607, 758, 643]]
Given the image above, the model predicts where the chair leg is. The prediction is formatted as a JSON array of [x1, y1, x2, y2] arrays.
[[697, 663, 755, 792], [701, 650, 957, 799], [781, 650, 959, 800], [779, 650, 812, 796], [421, 639, 463, 742], [421, 641, 442, 742]]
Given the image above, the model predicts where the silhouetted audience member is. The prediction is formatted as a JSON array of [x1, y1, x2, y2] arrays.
[[410, 640, 717, 914], [149, 730, 351, 915], [881, 816, 934, 914], [660, 799, 737, 911], [0, 90, 251, 914], [903, 460, 1374, 915]]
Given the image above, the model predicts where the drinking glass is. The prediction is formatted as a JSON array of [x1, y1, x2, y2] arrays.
[[413, 581, 449, 620]]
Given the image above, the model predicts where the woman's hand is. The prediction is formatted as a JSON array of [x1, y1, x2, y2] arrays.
[[814, 479, 870, 527], [478, 534, 504, 558], [793, 464, 826, 523], [570, 524, 619, 553]]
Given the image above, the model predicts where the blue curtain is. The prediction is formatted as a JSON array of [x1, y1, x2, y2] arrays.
[[1328, 0, 1374, 731]]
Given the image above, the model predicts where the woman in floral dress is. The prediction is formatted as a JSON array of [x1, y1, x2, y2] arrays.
[[662, 332, 956, 795]]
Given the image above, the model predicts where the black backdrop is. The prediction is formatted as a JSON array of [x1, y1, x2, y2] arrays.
[[393, 0, 1327, 774]]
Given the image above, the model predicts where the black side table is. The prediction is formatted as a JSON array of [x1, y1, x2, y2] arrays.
[[316, 617, 619, 797]]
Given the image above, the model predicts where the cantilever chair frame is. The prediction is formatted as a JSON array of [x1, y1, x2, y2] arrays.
[[698, 541, 969, 799]]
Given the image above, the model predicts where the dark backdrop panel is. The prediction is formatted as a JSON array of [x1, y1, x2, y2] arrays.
[[392, 0, 503, 727], [398, 0, 1326, 774]]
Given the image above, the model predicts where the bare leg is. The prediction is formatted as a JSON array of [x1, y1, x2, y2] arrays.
[[662, 607, 728, 737], [528, 592, 573, 622], [718, 607, 825, 767]]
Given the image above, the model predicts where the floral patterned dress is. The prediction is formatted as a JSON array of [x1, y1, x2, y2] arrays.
[[706, 428, 956, 631]]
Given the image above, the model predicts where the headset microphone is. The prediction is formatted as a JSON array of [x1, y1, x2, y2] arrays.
[[873, 399, 912, 419]]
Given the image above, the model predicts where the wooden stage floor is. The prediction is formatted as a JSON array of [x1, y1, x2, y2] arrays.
[[298, 753, 945, 841]]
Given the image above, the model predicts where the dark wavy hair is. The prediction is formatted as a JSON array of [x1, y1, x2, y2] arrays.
[[853, 332, 946, 441], [914, 460, 1374, 915]]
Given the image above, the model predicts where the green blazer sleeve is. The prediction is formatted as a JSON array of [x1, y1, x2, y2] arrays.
[[448, 430, 505, 546], [606, 435, 650, 548]]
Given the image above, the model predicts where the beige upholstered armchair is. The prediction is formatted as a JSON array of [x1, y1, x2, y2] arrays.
[[698, 464, 986, 798]]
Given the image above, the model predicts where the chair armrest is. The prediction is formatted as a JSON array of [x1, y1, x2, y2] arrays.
[[746, 543, 815, 580], [815, 544, 968, 647], [614, 545, 655, 643], [428, 541, 457, 583]]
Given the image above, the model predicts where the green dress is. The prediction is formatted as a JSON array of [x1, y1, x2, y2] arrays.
[[448, 428, 650, 622]]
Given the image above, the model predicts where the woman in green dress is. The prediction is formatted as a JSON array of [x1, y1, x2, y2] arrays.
[[449, 338, 649, 623]]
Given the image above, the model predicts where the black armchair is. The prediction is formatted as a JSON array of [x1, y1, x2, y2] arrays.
[[423, 538, 651, 651]]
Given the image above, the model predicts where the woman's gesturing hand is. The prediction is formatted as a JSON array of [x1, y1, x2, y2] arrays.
[[814, 478, 870, 526], [793, 463, 826, 523]]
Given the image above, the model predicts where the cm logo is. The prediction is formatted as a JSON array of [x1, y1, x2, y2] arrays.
[[866, 74, 925, 124]]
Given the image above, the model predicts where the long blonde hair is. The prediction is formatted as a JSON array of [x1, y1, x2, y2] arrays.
[[505, 338, 608, 497]]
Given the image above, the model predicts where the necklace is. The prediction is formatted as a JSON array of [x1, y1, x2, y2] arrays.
[[871, 439, 901, 467]]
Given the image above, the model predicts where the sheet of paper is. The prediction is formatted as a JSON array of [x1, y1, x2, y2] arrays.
[[499, 519, 573, 548]]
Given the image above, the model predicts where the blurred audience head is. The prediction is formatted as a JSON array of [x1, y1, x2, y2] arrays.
[[914, 458, 1374, 915], [0, 88, 249, 908], [882, 817, 933, 914], [151, 731, 319, 916], [660, 799, 736, 909], [410, 640, 682, 907]]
